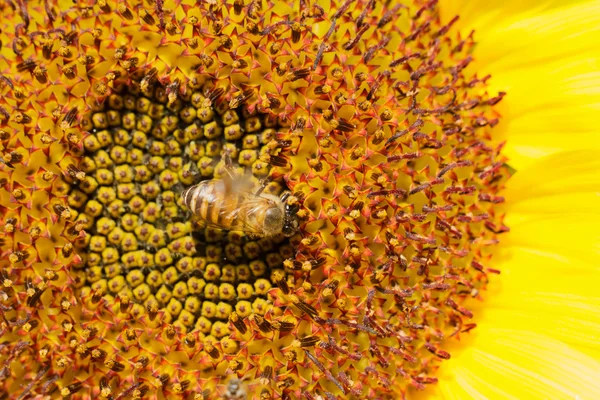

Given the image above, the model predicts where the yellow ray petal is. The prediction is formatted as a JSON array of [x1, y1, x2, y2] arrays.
[[421, 150, 600, 399], [461, 4, 600, 71], [440, 0, 587, 28], [484, 248, 600, 351], [441, 0, 600, 68], [497, 150, 600, 344], [502, 215, 600, 268], [441, 1, 600, 169], [489, 59, 600, 169], [505, 150, 600, 197], [437, 329, 600, 400], [505, 150, 600, 223]]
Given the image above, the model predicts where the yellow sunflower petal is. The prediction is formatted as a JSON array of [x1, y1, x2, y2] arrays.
[[497, 150, 600, 351], [442, 0, 600, 67], [505, 150, 600, 202], [428, 150, 600, 398], [437, 328, 600, 400], [505, 150, 600, 249], [485, 247, 600, 352], [440, 0, 589, 29], [441, 0, 600, 170], [489, 61, 600, 170]]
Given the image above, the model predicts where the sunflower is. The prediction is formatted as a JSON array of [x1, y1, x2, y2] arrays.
[[0, 1, 596, 399]]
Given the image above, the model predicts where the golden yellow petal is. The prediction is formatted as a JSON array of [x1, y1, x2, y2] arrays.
[[505, 150, 600, 223], [436, 328, 600, 399], [441, 1, 600, 169], [426, 150, 600, 399]]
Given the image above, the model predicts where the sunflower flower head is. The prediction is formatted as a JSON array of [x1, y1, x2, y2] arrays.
[[0, 0, 510, 398]]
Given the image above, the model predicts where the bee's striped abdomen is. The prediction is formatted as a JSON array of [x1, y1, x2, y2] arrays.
[[181, 176, 287, 236], [181, 180, 242, 229], [181, 182, 206, 215]]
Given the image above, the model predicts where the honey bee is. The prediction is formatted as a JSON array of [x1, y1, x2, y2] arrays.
[[181, 159, 298, 237]]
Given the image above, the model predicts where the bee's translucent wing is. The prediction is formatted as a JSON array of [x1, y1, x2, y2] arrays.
[[227, 174, 256, 195], [199, 176, 270, 236], [220, 195, 275, 236], [233, 195, 275, 236], [215, 158, 256, 197]]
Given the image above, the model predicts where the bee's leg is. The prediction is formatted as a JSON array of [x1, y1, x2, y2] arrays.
[[189, 162, 203, 184], [281, 191, 300, 210], [171, 182, 185, 197], [280, 190, 291, 203], [247, 232, 261, 241], [185, 212, 195, 224], [189, 214, 206, 230], [255, 176, 273, 196]]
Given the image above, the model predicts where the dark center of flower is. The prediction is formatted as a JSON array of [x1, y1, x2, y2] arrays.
[[71, 73, 296, 339]]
